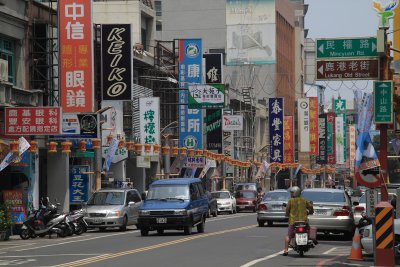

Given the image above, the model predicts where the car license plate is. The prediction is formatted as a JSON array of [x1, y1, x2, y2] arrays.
[[92, 219, 102, 224], [156, 218, 167, 224], [315, 209, 327, 215], [295, 233, 308, 245], [272, 205, 282, 210]]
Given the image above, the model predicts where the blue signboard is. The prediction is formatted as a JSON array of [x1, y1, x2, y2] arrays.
[[69, 165, 89, 204], [268, 98, 284, 163], [179, 39, 203, 149]]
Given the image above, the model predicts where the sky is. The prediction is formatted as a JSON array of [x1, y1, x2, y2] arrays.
[[304, 0, 386, 103]]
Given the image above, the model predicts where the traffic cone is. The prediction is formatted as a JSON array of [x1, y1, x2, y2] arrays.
[[348, 227, 363, 261]]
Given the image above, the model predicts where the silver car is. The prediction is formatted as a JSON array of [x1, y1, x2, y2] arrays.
[[257, 190, 290, 227], [84, 188, 142, 231], [353, 192, 396, 225], [301, 188, 355, 238]]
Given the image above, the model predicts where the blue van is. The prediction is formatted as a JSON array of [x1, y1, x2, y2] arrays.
[[137, 178, 208, 236]]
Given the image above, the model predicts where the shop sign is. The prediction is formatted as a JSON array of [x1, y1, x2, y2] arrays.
[[101, 24, 132, 100], [349, 125, 356, 169], [137, 156, 150, 168], [283, 116, 294, 163], [334, 99, 346, 113], [222, 115, 243, 131], [59, 0, 93, 113], [50, 113, 99, 139], [335, 114, 345, 164], [327, 112, 336, 164], [188, 84, 225, 109], [309, 97, 319, 155], [205, 109, 222, 153], [203, 53, 223, 84], [69, 165, 89, 203], [139, 97, 160, 145], [5, 107, 61, 135], [268, 98, 284, 163], [317, 114, 327, 164], [3, 190, 25, 224], [184, 156, 205, 168], [297, 98, 310, 152]]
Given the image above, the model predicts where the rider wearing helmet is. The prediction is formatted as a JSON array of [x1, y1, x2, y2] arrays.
[[283, 186, 313, 256]]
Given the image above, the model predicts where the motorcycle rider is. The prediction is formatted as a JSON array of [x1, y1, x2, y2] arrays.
[[283, 186, 313, 256]]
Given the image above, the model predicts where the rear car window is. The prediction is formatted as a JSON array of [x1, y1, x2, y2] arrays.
[[263, 191, 289, 201], [236, 191, 256, 199], [211, 192, 230, 199], [301, 191, 346, 203]]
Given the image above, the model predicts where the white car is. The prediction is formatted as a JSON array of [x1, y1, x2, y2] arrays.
[[353, 192, 396, 225], [360, 219, 400, 255], [211, 191, 236, 214]]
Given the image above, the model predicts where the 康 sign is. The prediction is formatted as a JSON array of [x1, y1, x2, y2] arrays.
[[373, 81, 393, 124], [316, 37, 378, 59]]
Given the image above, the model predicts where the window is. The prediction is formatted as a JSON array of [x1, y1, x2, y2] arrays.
[[195, 183, 204, 196], [155, 1, 162, 17], [190, 184, 200, 200], [0, 36, 15, 84]]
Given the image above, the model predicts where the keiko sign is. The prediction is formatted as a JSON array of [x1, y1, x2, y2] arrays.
[[222, 115, 243, 131]]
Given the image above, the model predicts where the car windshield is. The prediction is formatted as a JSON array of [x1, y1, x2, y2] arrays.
[[263, 191, 290, 201], [301, 191, 346, 203], [236, 191, 256, 199], [147, 185, 189, 200], [211, 192, 231, 199], [236, 184, 257, 191], [87, 192, 124, 205]]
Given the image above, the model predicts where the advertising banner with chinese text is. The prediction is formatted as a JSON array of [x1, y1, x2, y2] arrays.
[[101, 24, 132, 100], [335, 114, 345, 164], [268, 98, 284, 163], [69, 165, 89, 203], [349, 125, 356, 170], [179, 39, 203, 149], [5, 107, 61, 135], [309, 97, 319, 155], [205, 109, 222, 153], [139, 97, 160, 145], [223, 131, 234, 177], [297, 98, 310, 152], [283, 116, 294, 163], [203, 53, 223, 84], [59, 0, 93, 113], [3, 190, 25, 224], [222, 115, 243, 131], [327, 112, 336, 164], [188, 84, 225, 109], [317, 114, 327, 164]]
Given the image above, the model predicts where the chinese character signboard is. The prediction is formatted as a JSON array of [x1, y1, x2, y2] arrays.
[[205, 109, 222, 153], [268, 98, 284, 163], [5, 107, 61, 135], [203, 53, 223, 84], [139, 97, 160, 145], [59, 0, 93, 112], [69, 165, 89, 203], [373, 81, 393, 124], [297, 98, 310, 152], [316, 38, 378, 59], [334, 99, 346, 113], [179, 39, 203, 149], [317, 114, 327, 164], [53, 113, 99, 139], [316, 59, 379, 80], [223, 131, 234, 177], [222, 115, 243, 131], [188, 84, 225, 109], [101, 24, 132, 100], [309, 97, 319, 155], [184, 157, 206, 168], [3, 190, 25, 224], [349, 125, 356, 170], [283, 116, 294, 163], [335, 114, 345, 164], [327, 112, 336, 164]]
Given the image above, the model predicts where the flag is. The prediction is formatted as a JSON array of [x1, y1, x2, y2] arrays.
[[0, 152, 15, 172], [103, 138, 118, 172]]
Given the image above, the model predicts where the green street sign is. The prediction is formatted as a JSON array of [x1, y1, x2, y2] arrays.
[[373, 81, 393, 124], [316, 37, 378, 59]]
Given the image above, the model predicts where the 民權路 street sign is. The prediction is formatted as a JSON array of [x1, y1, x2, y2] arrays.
[[316, 59, 379, 80], [373, 81, 393, 124], [316, 37, 378, 59]]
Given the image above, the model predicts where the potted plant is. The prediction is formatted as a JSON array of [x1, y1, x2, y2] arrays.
[[0, 204, 12, 241]]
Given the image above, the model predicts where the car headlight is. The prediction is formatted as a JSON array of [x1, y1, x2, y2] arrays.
[[139, 210, 150, 216], [107, 211, 122, 217], [363, 229, 370, 238], [174, 209, 187, 215]]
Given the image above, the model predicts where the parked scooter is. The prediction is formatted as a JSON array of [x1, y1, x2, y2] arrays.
[[67, 209, 87, 235], [288, 221, 317, 257]]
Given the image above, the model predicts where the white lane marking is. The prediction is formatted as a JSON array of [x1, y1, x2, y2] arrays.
[[15, 231, 138, 252], [0, 243, 38, 251], [240, 249, 292, 267], [323, 247, 337, 254], [0, 254, 105, 258], [208, 213, 254, 222]]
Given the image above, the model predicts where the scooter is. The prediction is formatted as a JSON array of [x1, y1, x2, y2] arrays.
[[289, 221, 317, 257]]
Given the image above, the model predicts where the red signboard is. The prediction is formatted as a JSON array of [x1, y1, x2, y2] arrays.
[[316, 59, 379, 80], [283, 116, 294, 163], [59, 0, 93, 113], [309, 97, 319, 155], [327, 112, 336, 164], [5, 107, 61, 135]]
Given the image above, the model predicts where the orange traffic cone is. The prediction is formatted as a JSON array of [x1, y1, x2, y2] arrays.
[[348, 227, 363, 261]]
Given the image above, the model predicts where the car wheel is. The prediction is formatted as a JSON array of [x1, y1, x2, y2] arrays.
[[299, 250, 304, 257], [236, 207, 240, 213], [197, 218, 205, 233], [184, 225, 192, 235], [258, 220, 265, 227], [19, 229, 31, 240], [212, 208, 217, 217], [157, 229, 164, 235], [140, 228, 149, 236], [267, 220, 273, 227], [119, 216, 128, 232]]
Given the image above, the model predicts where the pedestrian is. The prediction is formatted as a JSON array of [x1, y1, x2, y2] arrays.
[[344, 178, 353, 197]]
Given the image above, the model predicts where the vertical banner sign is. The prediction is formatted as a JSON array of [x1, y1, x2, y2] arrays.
[[223, 131, 234, 177], [317, 114, 327, 164], [309, 97, 319, 155], [373, 81, 393, 124], [205, 109, 222, 153], [283, 116, 294, 163], [327, 112, 336, 164], [268, 98, 284, 163], [59, 0, 93, 113], [335, 114, 345, 164], [334, 99, 347, 164], [69, 165, 89, 203], [139, 97, 160, 144], [297, 98, 310, 152], [203, 53, 223, 84], [179, 39, 203, 149], [349, 125, 356, 170], [101, 24, 132, 100]]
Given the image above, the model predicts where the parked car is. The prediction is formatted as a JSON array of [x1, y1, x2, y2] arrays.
[[361, 218, 400, 255], [353, 192, 396, 225], [235, 190, 258, 213], [234, 182, 260, 192], [257, 189, 290, 227], [211, 190, 236, 214], [84, 188, 142, 231], [301, 188, 355, 239], [137, 178, 208, 236], [205, 191, 218, 218]]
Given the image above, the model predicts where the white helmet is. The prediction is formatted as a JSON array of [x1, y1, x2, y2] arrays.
[[289, 186, 301, 197]]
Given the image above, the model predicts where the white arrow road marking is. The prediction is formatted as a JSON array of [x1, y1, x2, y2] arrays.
[[318, 65, 324, 74], [378, 83, 389, 88], [372, 42, 376, 52], [318, 44, 324, 54]]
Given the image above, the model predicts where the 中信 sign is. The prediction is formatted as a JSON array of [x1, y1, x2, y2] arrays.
[[316, 59, 379, 80], [373, 81, 393, 124]]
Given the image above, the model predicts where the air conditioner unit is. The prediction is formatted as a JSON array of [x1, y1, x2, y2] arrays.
[[0, 59, 8, 82]]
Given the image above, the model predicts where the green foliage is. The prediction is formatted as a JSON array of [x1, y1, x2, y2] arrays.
[[0, 204, 12, 231]]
